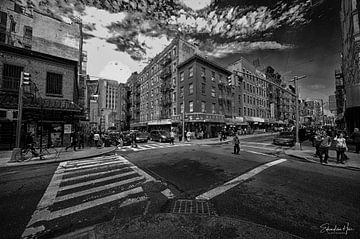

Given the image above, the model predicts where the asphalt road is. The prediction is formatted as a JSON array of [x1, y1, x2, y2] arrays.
[[1, 135, 359, 238]]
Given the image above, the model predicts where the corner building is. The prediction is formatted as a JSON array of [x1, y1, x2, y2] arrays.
[[132, 36, 199, 131], [172, 54, 232, 138]]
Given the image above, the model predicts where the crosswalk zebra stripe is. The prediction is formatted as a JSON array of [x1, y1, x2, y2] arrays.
[[64, 160, 124, 172], [59, 171, 139, 191], [49, 187, 145, 220], [61, 162, 130, 176], [64, 159, 120, 168], [61, 165, 134, 182], [66, 156, 119, 165], [244, 150, 276, 157], [241, 145, 280, 151], [55, 176, 145, 203]]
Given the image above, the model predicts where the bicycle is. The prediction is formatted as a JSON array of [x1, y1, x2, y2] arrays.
[[14, 143, 62, 162]]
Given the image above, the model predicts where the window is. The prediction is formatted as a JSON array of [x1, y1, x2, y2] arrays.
[[180, 103, 184, 113], [173, 107, 177, 115], [189, 101, 193, 112], [201, 67, 205, 77], [201, 101, 206, 113], [172, 77, 176, 86], [189, 66, 193, 77], [189, 83, 193, 94], [173, 62, 176, 72], [180, 71, 184, 81], [180, 87, 184, 97], [201, 83, 206, 94], [173, 92, 176, 102], [212, 103, 216, 114], [23, 26, 32, 40], [211, 71, 215, 81], [211, 87, 216, 97], [244, 107, 246, 116], [173, 47, 176, 56], [239, 108, 241, 115], [46, 72, 63, 95], [2, 64, 23, 90], [10, 20, 16, 32]]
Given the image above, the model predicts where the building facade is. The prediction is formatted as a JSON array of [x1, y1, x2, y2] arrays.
[[131, 36, 199, 130], [0, 1, 83, 149], [116, 83, 129, 131], [172, 54, 232, 138], [334, 69, 346, 128], [340, 0, 360, 132]]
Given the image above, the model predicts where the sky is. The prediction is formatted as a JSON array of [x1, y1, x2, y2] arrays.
[[23, 0, 342, 104]]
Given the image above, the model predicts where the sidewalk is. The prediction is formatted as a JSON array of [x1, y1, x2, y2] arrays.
[[182, 132, 278, 145], [0, 146, 117, 168], [285, 145, 360, 170]]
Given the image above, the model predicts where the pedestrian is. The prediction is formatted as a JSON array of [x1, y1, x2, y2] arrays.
[[334, 133, 347, 164], [131, 131, 137, 148], [314, 131, 322, 157], [65, 131, 77, 151], [78, 131, 85, 149], [233, 134, 240, 155], [93, 132, 100, 148], [179, 132, 183, 142], [170, 131, 175, 145], [318, 132, 332, 164], [351, 128, 360, 153]]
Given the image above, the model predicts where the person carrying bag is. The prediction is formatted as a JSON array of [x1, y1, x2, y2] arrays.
[[334, 133, 347, 164]]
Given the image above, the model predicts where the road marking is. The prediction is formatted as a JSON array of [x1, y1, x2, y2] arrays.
[[65, 157, 119, 167], [196, 158, 287, 200], [59, 171, 139, 191], [244, 150, 276, 157], [241, 145, 280, 151], [55, 176, 145, 203], [49, 187, 144, 220], [117, 143, 187, 152], [241, 142, 275, 146], [64, 160, 122, 172]]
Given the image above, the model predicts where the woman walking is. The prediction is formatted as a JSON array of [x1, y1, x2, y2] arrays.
[[334, 133, 347, 164]]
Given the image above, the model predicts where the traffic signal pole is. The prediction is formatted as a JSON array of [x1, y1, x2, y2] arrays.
[[10, 72, 25, 161]]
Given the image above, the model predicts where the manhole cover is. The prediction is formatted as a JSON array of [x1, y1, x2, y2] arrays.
[[165, 199, 217, 216]]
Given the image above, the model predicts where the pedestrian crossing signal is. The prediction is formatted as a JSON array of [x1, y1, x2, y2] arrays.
[[22, 72, 31, 85]]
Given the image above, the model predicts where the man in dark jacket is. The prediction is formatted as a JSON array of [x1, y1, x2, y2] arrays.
[[351, 128, 360, 153], [233, 134, 240, 155], [318, 132, 332, 164]]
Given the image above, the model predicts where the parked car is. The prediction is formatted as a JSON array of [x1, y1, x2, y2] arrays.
[[273, 131, 296, 146], [135, 132, 149, 143], [149, 130, 171, 142]]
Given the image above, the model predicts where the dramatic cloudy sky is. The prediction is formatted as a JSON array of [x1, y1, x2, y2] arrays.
[[24, 0, 341, 102]]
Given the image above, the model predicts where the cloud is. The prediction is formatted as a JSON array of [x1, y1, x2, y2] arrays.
[[99, 61, 132, 83], [179, 0, 213, 11], [309, 84, 326, 90], [202, 41, 293, 58]]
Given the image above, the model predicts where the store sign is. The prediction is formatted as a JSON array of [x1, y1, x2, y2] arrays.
[[64, 124, 72, 134]]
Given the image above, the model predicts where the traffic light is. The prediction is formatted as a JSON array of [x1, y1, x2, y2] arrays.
[[22, 72, 31, 85], [227, 76, 232, 86]]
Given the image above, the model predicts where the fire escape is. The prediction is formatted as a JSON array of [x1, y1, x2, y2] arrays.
[[159, 55, 173, 119]]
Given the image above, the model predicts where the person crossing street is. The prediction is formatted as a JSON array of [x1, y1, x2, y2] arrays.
[[233, 134, 240, 155]]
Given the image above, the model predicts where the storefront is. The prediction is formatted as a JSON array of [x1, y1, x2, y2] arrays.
[[172, 113, 225, 138]]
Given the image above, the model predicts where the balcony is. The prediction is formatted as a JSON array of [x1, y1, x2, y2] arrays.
[[160, 82, 174, 92], [160, 68, 171, 79]]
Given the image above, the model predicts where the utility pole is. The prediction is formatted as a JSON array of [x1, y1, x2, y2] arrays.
[[291, 75, 306, 150], [10, 72, 25, 161]]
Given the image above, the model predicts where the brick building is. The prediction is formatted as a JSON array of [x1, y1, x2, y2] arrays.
[[340, 0, 360, 132], [131, 35, 199, 131], [0, 1, 84, 149], [172, 54, 232, 138]]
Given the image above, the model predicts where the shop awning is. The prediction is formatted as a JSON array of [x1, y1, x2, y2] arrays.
[[148, 119, 172, 125]]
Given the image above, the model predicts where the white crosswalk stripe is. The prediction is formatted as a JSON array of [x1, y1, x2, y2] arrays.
[[21, 155, 157, 239], [116, 142, 187, 152]]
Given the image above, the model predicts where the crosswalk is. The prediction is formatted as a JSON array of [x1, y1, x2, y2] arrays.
[[240, 141, 291, 151], [116, 142, 187, 152], [21, 155, 170, 239]]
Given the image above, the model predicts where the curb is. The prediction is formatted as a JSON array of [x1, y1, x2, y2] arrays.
[[0, 147, 117, 168], [285, 152, 360, 171]]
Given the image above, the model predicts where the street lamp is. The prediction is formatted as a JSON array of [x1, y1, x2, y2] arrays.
[[289, 75, 306, 150]]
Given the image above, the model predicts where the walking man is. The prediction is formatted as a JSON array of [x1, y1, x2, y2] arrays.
[[352, 128, 360, 154], [65, 131, 77, 151], [233, 134, 240, 155], [170, 131, 175, 145], [318, 132, 332, 164]]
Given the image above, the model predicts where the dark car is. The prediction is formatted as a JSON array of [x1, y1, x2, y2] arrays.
[[135, 132, 149, 143], [119, 131, 132, 146], [273, 131, 296, 146], [149, 130, 171, 142]]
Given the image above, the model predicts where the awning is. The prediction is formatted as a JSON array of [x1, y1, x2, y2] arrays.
[[148, 119, 172, 125]]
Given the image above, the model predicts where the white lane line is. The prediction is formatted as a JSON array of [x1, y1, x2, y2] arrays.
[[62, 165, 133, 183], [243, 150, 276, 157], [241, 142, 275, 146], [64, 160, 123, 172], [196, 158, 287, 200], [49, 187, 145, 220], [241, 145, 280, 151], [65, 158, 120, 168], [59, 170, 139, 191], [22, 162, 67, 238], [55, 176, 145, 203]]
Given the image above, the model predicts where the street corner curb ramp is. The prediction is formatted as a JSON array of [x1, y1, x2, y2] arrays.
[[162, 199, 217, 216]]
